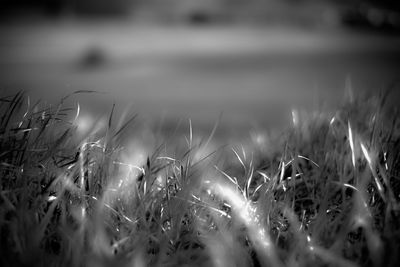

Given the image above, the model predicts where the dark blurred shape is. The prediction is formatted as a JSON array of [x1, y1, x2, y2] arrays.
[[187, 11, 213, 25], [79, 46, 108, 69], [0, 0, 65, 17], [0, 0, 400, 32], [74, 0, 132, 16], [340, 1, 400, 32], [0, 0, 133, 17], [42, 0, 65, 16]]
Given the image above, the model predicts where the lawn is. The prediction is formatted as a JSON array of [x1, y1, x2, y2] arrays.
[[0, 89, 399, 267]]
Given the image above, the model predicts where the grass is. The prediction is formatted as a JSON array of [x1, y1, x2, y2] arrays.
[[0, 89, 399, 267]]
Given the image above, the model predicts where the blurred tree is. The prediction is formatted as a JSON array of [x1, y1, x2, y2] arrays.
[[0, 0, 135, 16], [74, 0, 132, 15], [0, 0, 398, 27]]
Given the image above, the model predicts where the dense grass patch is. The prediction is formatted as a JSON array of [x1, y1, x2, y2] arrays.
[[0, 91, 399, 267]]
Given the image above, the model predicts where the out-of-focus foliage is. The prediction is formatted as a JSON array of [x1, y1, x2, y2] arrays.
[[1, 0, 399, 31]]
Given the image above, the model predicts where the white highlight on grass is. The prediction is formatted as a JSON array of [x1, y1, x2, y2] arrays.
[[214, 184, 249, 222], [113, 161, 145, 175], [342, 183, 359, 193], [257, 171, 270, 182], [114, 142, 148, 189], [212, 183, 276, 255], [241, 145, 247, 162], [117, 178, 123, 188], [122, 143, 147, 169], [153, 174, 164, 191], [297, 155, 320, 168], [231, 148, 246, 171], [156, 156, 177, 162], [360, 143, 372, 166], [214, 165, 239, 187], [279, 161, 287, 191], [79, 142, 86, 191], [100, 143, 150, 212], [122, 214, 134, 223], [329, 116, 335, 125], [47, 195, 57, 202], [17, 96, 30, 128], [292, 109, 299, 126], [191, 194, 201, 202], [360, 142, 385, 197], [307, 235, 315, 251], [74, 102, 80, 124], [383, 152, 389, 171], [348, 121, 356, 168]]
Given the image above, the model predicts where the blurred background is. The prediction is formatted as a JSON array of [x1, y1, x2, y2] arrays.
[[0, 0, 399, 134]]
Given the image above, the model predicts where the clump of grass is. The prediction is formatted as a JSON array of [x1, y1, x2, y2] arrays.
[[0, 90, 399, 267]]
